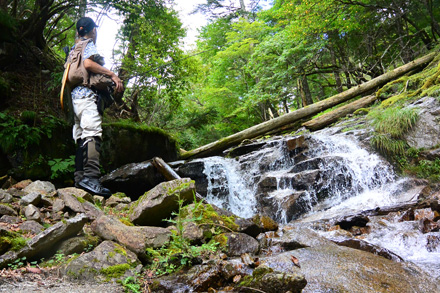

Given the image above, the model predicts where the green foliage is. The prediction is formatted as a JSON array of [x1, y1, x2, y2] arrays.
[[121, 276, 142, 293], [100, 263, 130, 281], [48, 155, 75, 180], [8, 257, 27, 270], [368, 107, 419, 139], [368, 106, 418, 156], [145, 194, 219, 276]]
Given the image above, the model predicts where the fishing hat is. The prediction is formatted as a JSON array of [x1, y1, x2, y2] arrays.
[[76, 17, 98, 36]]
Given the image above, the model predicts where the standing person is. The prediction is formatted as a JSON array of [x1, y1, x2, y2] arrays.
[[71, 17, 123, 196]]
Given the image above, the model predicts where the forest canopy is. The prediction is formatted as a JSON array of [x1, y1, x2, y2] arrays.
[[0, 0, 439, 149]]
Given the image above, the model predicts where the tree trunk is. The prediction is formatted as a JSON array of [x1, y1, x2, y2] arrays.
[[302, 95, 377, 131], [180, 52, 437, 160], [298, 75, 313, 106]]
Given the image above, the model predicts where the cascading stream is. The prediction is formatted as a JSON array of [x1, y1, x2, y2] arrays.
[[199, 129, 440, 278]]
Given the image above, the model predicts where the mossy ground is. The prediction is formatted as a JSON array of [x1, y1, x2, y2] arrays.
[[366, 51, 440, 181]]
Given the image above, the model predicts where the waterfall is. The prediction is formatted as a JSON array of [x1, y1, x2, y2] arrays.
[[202, 132, 397, 222]]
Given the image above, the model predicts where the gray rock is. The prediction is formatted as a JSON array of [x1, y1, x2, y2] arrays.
[[58, 187, 93, 204], [40, 196, 54, 207], [0, 204, 17, 216], [59, 192, 86, 213], [24, 204, 43, 223], [63, 240, 141, 281], [214, 232, 260, 257], [260, 244, 440, 292], [20, 220, 44, 234], [23, 180, 55, 195], [0, 215, 20, 224], [237, 265, 306, 293], [93, 195, 105, 206], [0, 213, 89, 268], [0, 190, 13, 203], [81, 200, 104, 220], [129, 178, 196, 226], [19, 192, 41, 206], [405, 97, 440, 149], [105, 195, 131, 208], [53, 198, 65, 213], [55, 236, 89, 256], [91, 214, 171, 260]]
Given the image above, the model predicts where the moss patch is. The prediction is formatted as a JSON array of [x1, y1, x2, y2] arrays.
[[100, 263, 130, 281]]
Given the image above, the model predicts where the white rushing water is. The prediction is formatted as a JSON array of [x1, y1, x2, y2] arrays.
[[201, 130, 440, 278]]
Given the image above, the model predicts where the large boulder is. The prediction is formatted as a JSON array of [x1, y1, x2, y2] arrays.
[[214, 232, 260, 257], [63, 240, 141, 282], [405, 97, 440, 149], [259, 224, 440, 292], [0, 213, 89, 267], [91, 214, 171, 260], [129, 178, 196, 226], [101, 123, 179, 173], [101, 161, 166, 198]]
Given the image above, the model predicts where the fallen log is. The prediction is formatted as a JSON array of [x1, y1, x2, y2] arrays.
[[302, 94, 377, 131], [180, 52, 437, 160], [152, 157, 205, 202]]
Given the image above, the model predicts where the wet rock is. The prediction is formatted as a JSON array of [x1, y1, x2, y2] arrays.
[[0, 203, 17, 216], [19, 192, 41, 206], [214, 232, 259, 257], [23, 180, 55, 195], [0, 213, 89, 267], [286, 135, 307, 151], [335, 215, 369, 230], [251, 214, 278, 232], [20, 220, 44, 234], [176, 160, 209, 196], [237, 265, 306, 293], [24, 204, 43, 223], [418, 218, 440, 233], [52, 198, 65, 213], [405, 97, 440, 149], [100, 160, 165, 198], [258, 189, 311, 222], [426, 235, 440, 252], [0, 190, 13, 203], [0, 215, 20, 224], [129, 178, 196, 226], [91, 214, 171, 260], [267, 224, 337, 251], [333, 238, 404, 262], [262, 243, 440, 292], [414, 208, 435, 221], [63, 240, 141, 281], [224, 141, 267, 158]]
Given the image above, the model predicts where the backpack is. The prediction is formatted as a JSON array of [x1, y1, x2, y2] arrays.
[[64, 38, 113, 90], [60, 39, 114, 115]]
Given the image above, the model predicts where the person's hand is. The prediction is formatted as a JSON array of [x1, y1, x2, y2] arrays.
[[111, 73, 124, 92]]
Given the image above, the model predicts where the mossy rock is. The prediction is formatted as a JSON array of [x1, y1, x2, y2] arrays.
[[101, 122, 179, 172]]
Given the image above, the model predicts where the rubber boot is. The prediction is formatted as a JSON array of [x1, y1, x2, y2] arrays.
[[74, 138, 84, 188], [77, 137, 112, 197]]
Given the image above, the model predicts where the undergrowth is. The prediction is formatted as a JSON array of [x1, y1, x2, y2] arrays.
[[145, 193, 219, 276]]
